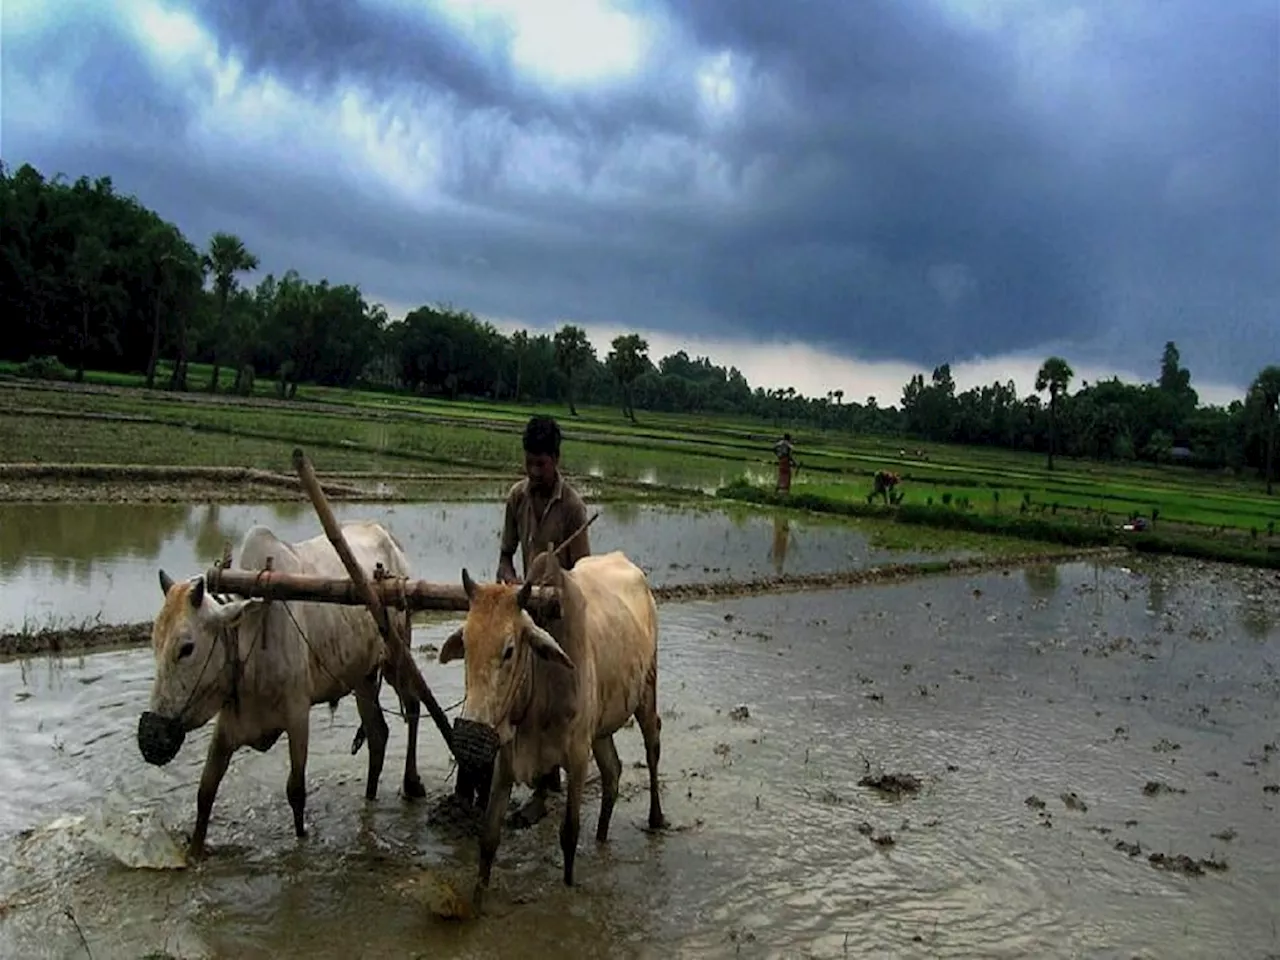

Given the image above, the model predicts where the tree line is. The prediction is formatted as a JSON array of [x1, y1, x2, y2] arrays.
[[2, 160, 1276, 488]]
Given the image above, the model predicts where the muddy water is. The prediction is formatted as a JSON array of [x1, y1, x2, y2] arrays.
[[0, 500, 968, 633], [2, 556, 1278, 958]]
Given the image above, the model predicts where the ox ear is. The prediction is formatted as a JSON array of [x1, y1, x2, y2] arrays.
[[516, 579, 533, 611], [461, 568, 477, 601], [523, 622, 574, 672], [189, 576, 205, 609], [159, 569, 175, 595], [210, 597, 261, 627], [438, 627, 465, 664]]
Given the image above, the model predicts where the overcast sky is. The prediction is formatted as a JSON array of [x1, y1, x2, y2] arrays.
[[5, 0, 1277, 406]]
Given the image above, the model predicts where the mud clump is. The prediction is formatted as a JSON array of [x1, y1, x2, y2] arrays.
[[1143, 780, 1187, 796], [856, 821, 896, 847], [859, 773, 922, 798], [1024, 795, 1047, 810], [1060, 791, 1088, 812], [425, 795, 482, 838], [1263, 784, 1279, 795], [1115, 839, 1142, 857], [729, 704, 751, 721], [1148, 852, 1228, 876]]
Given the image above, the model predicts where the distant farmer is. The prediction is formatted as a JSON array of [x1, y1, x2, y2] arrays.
[[774, 432, 798, 493], [869, 469, 902, 505], [492, 414, 591, 823]]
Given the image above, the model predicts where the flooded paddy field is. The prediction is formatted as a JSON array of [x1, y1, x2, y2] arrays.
[[0, 499, 1017, 636], [1, 555, 1278, 958]]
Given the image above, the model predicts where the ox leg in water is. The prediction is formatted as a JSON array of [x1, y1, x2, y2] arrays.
[[285, 722, 309, 838], [190, 723, 234, 859], [475, 755, 515, 912], [636, 670, 670, 831], [560, 761, 588, 886], [353, 673, 391, 801], [400, 693, 427, 800], [592, 735, 623, 843]]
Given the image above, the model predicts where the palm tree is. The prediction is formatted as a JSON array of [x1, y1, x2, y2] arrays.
[[1035, 356, 1074, 471], [203, 232, 259, 392], [511, 329, 529, 402], [1251, 365, 1280, 495]]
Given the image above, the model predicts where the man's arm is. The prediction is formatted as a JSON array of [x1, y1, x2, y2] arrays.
[[497, 494, 520, 583], [561, 497, 592, 570]]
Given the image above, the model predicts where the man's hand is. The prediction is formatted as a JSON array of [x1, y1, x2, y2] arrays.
[[497, 556, 519, 584]]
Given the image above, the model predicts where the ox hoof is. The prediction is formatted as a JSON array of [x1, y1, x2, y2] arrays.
[[508, 799, 549, 830], [185, 840, 208, 863], [643, 814, 671, 833], [402, 777, 427, 801]]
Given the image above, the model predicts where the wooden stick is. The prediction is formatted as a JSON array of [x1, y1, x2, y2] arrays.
[[202, 566, 561, 616], [291, 447, 457, 755], [552, 510, 599, 560]]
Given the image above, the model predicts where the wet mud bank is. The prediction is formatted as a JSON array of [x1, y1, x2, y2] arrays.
[[0, 462, 492, 505], [1, 555, 1277, 958], [0, 462, 695, 506], [0, 546, 1121, 659]]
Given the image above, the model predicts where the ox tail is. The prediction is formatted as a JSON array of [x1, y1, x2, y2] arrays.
[[351, 724, 366, 756]]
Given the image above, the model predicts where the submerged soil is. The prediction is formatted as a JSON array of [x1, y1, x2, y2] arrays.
[[0, 555, 1277, 958]]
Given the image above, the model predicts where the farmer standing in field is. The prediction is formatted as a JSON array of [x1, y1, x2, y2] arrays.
[[491, 414, 591, 824], [774, 432, 798, 493]]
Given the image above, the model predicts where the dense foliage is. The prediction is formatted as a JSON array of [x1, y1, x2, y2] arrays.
[[2, 160, 1276, 485]]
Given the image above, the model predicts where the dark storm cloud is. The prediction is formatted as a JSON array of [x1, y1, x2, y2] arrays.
[[180, 0, 706, 144], [3, 6, 194, 136], [6, 0, 1277, 387]]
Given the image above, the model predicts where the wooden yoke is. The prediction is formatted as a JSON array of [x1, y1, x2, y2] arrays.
[[290, 447, 457, 756]]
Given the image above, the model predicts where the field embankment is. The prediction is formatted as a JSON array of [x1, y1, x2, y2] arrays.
[[716, 480, 1280, 570]]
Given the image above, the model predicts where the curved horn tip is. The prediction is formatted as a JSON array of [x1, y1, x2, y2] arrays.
[[461, 567, 477, 599], [189, 576, 205, 608], [159, 569, 175, 595], [516, 579, 533, 610]]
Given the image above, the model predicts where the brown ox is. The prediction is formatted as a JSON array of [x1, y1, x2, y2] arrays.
[[136, 521, 424, 859], [439, 548, 667, 908]]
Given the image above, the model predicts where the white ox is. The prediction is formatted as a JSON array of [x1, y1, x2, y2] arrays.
[[439, 547, 669, 909], [136, 520, 424, 859]]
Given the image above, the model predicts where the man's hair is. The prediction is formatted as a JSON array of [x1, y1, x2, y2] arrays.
[[522, 415, 562, 457]]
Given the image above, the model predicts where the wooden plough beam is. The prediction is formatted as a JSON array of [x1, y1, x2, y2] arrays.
[[202, 564, 561, 617]]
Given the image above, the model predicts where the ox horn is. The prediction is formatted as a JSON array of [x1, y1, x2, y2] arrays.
[[516, 578, 533, 610], [461, 568, 477, 601], [159, 569, 174, 595], [189, 576, 205, 608]]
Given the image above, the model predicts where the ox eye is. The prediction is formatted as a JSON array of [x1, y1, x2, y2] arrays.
[[178, 641, 195, 661], [501, 645, 514, 662]]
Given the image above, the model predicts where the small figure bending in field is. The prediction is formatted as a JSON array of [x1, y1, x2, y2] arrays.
[[774, 433, 798, 493], [868, 470, 903, 505]]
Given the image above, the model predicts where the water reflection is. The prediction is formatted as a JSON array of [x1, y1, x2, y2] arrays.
[[770, 516, 791, 575], [1146, 569, 1169, 616], [1238, 589, 1274, 639], [0, 503, 192, 576], [1022, 563, 1060, 596]]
